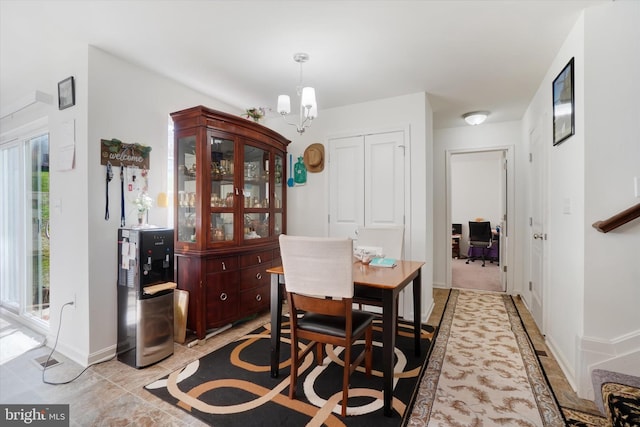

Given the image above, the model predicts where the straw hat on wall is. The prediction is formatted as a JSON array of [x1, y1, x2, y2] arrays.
[[303, 143, 324, 173]]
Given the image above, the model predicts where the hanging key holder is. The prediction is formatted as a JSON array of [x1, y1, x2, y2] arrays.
[[120, 166, 126, 227], [105, 162, 113, 220]]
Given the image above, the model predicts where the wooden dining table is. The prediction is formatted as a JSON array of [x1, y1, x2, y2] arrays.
[[267, 259, 425, 417]]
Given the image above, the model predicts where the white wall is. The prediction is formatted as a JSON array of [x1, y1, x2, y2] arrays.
[[525, 13, 586, 391], [522, 1, 640, 398], [78, 47, 241, 362], [433, 121, 521, 290], [265, 92, 434, 322], [3, 45, 239, 365], [581, 0, 640, 393], [3, 41, 92, 365]]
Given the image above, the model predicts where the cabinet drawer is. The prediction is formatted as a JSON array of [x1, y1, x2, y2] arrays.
[[239, 285, 270, 313], [239, 250, 273, 268], [240, 264, 271, 291], [205, 271, 239, 325], [206, 256, 238, 273]]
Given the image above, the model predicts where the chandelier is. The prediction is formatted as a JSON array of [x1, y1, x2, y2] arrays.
[[277, 53, 318, 134]]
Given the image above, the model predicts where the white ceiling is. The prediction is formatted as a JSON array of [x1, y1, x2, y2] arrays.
[[1, 0, 606, 129]]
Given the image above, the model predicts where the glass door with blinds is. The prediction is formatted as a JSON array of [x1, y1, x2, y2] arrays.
[[0, 132, 50, 325]]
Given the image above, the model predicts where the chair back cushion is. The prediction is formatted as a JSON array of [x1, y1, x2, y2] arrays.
[[279, 235, 354, 298], [355, 225, 404, 259], [468, 221, 492, 243]]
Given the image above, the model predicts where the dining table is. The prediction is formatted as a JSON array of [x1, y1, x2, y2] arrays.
[[267, 259, 425, 417]]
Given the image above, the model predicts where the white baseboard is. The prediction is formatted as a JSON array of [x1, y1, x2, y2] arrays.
[[578, 329, 640, 399]]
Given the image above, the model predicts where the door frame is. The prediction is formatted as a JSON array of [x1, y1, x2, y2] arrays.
[[445, 146, 515, 292], [0, 116, 50, 331]]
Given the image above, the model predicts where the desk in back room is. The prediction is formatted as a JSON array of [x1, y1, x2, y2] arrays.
[[452, 234, 461, 258]]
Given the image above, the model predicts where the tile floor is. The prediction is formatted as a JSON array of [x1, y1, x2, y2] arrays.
[[0, 289, 600, 426]]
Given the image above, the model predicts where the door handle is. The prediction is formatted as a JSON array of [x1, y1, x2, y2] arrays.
[[533, 233, 543, 240]]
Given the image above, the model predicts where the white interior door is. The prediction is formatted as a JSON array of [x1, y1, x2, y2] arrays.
[[328, 135, 365, 239], [528, 121, 546, 331], [364, 132, 405, 228]]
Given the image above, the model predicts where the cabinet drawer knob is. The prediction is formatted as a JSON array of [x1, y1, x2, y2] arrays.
[[255, 294, 262, 302], [222, 262, 226, 271], [257, 255, 262, 263], [220, 292, 228, 301], [256, 272, 262, 280]]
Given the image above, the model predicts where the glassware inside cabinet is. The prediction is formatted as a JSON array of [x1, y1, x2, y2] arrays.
[[274, 213, 283, 237], [210, 134, 235, 207], [244, 145, 269, 208], [177, 135, 197, 243], [244, 213, 269, 240], [274, 153, 283, 209], [210, 213, 234, 242]]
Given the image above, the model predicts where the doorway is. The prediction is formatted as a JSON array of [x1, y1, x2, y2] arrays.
[[0, 129, 50, 328], [446, 148, 511, 292]]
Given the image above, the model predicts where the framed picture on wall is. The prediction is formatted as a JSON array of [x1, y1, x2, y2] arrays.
[[552, 58, 574, 146], [58, 76, 75, 110]]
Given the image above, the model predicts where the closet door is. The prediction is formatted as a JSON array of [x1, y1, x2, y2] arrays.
[[328, 135, 365, 239], [328, 131, 405, 239], [364, 132, 405, 227]]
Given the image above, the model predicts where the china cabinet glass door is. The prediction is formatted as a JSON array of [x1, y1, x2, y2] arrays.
[[176, 134, 197, 243], [274, 153, 284, 236], [243, 144, 270, 241], [209, 133, 235, 244]]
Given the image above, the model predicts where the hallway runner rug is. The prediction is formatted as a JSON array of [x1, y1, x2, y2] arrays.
[[405, 289, 566, 426], [145, 317, 435, 426]]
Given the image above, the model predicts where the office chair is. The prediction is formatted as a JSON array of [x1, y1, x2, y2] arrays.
[[279, 235, 374, 417], [466, 221, 493, 267]]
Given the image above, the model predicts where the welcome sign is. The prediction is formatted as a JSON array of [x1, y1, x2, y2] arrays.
[[100, 139, 151, 169]]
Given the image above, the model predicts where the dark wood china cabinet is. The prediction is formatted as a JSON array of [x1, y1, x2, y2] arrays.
[[171, 106, 289, 339]]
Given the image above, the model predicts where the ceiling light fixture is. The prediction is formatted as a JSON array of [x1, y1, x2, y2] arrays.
[[277, 53, 317, 134], [463, 111, 490, 126]]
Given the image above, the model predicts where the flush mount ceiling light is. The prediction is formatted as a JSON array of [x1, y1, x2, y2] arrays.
[[463, 111, 490, 126], [277, 53, 318, 134]]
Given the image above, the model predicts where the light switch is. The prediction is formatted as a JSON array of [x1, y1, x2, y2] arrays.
[[563, 197, 572, 214]]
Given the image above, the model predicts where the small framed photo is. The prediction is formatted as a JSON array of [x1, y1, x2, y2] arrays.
[[552, 58, 574, 146], [58, 76, 75, 110]]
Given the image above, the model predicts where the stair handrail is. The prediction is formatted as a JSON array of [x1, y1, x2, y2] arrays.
[[592, 202, 640, 233]]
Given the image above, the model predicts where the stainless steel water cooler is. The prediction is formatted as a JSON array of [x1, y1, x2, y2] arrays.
[[117, 227, 175, 368]]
